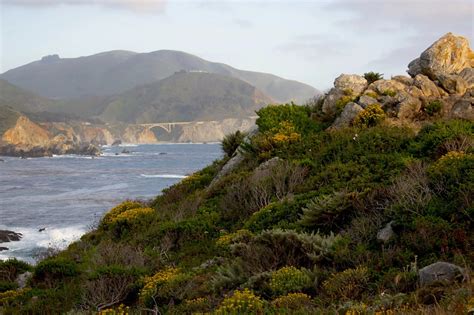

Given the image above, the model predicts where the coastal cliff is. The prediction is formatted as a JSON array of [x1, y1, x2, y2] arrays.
[[0, 115, 257, 156]]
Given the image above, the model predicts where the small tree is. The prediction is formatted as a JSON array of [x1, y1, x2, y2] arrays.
[[364, 72, 384, 84], [222, 130, 246, 158]]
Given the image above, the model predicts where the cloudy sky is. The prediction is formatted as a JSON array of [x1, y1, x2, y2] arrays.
[[0, 0, 472, 89]]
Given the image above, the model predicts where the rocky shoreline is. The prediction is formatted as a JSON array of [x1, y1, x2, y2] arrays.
[[0, 142, 101, 158], [0, 230, 22, 252]]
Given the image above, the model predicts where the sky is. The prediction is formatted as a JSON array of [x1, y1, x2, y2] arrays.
[[0, 0, 473, 90]]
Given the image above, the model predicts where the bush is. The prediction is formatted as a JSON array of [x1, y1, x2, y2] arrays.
[[0, 258, 31, 282], [424, 100, 443, 116], [382, 89, 397, 97], [322, 266, 369, 300], [101, 201, 144, 226], [269, 266, 312, 295], [299, 190, 355, 233], [215, 288, 265, 314], [353, 104, 385, 127], [230, 229, 342, 272], [271, 292, 313, 311], [33, 257, 79, 288], [222, 130, 246, 157], [364, 72, 384, 84]]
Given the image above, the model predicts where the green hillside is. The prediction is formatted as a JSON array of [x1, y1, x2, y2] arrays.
[[1, 50, 319, 103], [99, 72, 272, 123], [0, 105, 20, 136], [0, 79, 54, 113], [1, 103, 472, 313]]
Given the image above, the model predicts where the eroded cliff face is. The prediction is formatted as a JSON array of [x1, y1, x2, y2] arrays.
[[2, 116, 51, 146], [176, 118, 256, 143], [0, 116, 101, 157], [122, 126, 159, 144]]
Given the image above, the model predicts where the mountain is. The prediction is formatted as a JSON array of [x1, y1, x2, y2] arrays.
[[98, 71, 272, 123], [0, 50, 319, 103], [0, 79, 54, 113]]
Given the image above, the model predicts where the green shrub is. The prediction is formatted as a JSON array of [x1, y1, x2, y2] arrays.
[[32, 257, 79, 287], [322, 266, 369, 300], [364, 72, 384, 84], [0, 280, 17, 293], [222, 130, 246, 157], [269, 266, 311, 296], [353, 104, 386, 127], [424, 100, 443, 116], [0, 258, 31, 282], [215, 288, 265, 314], [299, 190, 355, 233], [410, 120, 474, 158]]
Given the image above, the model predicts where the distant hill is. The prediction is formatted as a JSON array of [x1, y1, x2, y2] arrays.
[[99, 72, 272, 123], [0, 79, 54, 113], [1, 50, 319, 103]]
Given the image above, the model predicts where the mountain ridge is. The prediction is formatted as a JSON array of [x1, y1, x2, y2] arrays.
[[1, 49, 319, 103]]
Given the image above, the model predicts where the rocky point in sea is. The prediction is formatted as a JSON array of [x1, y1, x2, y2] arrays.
[[0, 230, 22, 252]]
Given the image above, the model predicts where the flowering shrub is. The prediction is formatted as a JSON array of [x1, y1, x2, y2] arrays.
[[113, 207, 154, 223], [0, 288, 30, 306], [353, 104, 385, 127], [101, 201, 143, 225], [271, 292, 312, 310], [271, 121, 301, 144], [215, 288, 264, 314], [269, 266, 311, 296], [216, 229, 254, 247], [139, 267, 191, 307], [98, 304, 130, 315], [323, 266, 369, 300], [180, 297, 210, 313]]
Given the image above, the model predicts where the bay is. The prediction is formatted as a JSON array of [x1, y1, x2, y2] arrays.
[[0, 143, 222, 262]]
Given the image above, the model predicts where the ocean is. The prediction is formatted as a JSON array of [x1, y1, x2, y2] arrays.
[[0, 143, 222, 263]]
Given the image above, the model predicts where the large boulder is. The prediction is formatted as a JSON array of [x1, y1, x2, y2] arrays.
[[414, 74, 441, 98], [459, 67, 474, 89], [369, 79, 407, 95], [408, 33, 474, 80], [322, 74, 367, 114], [418, 262, 466, 286], [331, 102, 364, 128], [438, 74, 468, 95], [334, 74, 368, 95], [450, 89, 474, 120], [358, 95, 378, 108]]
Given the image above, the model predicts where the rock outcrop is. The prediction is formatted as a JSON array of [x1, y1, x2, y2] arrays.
[[408, 33, 474, 80], [326, 33, 474, 128], [418, 262, 466, 286], [0, 115, 101, 157]]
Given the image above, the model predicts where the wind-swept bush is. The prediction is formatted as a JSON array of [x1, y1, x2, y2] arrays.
[[222, 130, 246, 158], [269, 266, 312, 296], [364, 72, 384, 84]]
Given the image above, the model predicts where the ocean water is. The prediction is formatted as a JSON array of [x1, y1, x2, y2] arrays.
[[0, 143, 222, 263]]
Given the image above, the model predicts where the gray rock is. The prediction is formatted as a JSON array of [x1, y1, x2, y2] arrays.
[[369, 79, 407, 95], [16, 271, 32, 289], [0, 230, 22, 243], [438, 74, 468, 95], [418, 262, 466, 286], [414, 74, 441, 98], [209, 127, 258, 187], [334, 74, 368, 95], [331, 102, 364, 128], [459, 67, 474, 89], [451, 98, 474, 120], [376, 221, 395, 243], [0, 246, 8, 251], [408, 33, 474, 79], [322, 88, 345, 114], [254, 157, 282, 174], [392, 75, 414, 86], [358, 95, 378, 108]]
